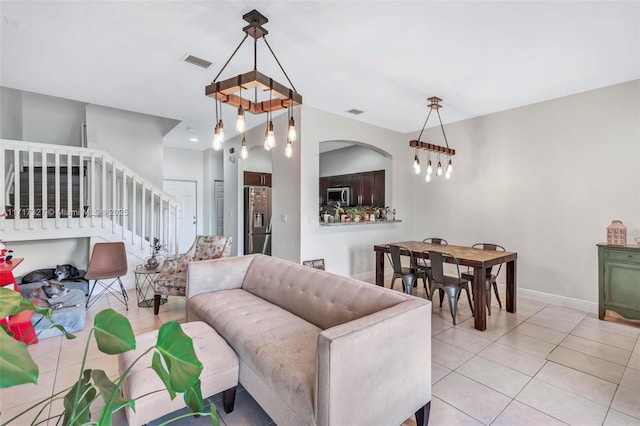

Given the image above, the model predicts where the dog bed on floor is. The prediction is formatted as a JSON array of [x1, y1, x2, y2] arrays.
[[27, 289, 87, 340], [17, 274, 89, 296]]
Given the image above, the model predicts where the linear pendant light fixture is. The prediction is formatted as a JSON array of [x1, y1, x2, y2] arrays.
[[205, 9, 302, 159], [410, 96, 455, 182]]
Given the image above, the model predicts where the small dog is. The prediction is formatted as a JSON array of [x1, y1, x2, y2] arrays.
[[22, 264, 81, 283], [29, 280, 70, 305], [22, 268, 55, 283], [55, 264, 81, 281]]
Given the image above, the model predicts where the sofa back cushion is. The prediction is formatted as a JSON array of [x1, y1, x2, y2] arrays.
[[241, 255, 410, 330]]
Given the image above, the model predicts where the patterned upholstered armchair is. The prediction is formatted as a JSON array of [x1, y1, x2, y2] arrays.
[[153, 235, 232, 314]]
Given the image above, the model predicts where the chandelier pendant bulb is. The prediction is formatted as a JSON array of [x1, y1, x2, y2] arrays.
[[236, 105, 245, 133], [285, 139, 293, 158], [217, 118, 225, 143], [288, 116, 297, 142], [240, 136, 249, 159]]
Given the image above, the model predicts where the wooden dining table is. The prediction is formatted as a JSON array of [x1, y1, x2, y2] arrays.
[[374, 242, 518, 331]]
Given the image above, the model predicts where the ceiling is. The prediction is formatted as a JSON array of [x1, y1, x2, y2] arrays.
[[1, 1, 638, 151]]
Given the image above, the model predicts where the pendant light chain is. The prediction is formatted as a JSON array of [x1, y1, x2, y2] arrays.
[[211, 34, 249, 84], [436, 109, 450, 149], [263, 37, 298, 93], [416, 108, 433, 142]]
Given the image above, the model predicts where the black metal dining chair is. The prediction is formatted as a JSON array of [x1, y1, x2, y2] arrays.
[[428, 251, 473, 325], [386, 244, 417, 295], [461, 243, 505, 316], [412, 238, 448, 298]]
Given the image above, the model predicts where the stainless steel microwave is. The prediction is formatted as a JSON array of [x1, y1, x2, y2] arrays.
[[327, 187, 350, 206]]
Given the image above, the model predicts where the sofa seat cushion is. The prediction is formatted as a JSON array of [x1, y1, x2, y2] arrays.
[[188, 289, 320, 424]]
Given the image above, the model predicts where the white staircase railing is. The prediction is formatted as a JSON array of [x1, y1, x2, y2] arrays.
[[0, 139, 179, 256]]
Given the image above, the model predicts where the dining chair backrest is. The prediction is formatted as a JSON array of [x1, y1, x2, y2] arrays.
[[429, 251, 462, 282], [423, 237, 448, 245], [472, 243, 506, 276], [386, 244, 411, 274]]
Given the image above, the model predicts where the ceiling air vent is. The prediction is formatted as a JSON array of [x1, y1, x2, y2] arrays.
[[184, 54, 212, 69], [346, 108, 364, 115]]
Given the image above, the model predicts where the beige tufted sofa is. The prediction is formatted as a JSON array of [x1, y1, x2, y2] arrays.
[[186, 254, 432, 426]]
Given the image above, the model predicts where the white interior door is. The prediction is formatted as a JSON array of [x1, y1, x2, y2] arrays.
[[163, 179, 197, 254], [214, 180, 224, 235]]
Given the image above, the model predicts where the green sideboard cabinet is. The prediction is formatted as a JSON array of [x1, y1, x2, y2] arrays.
[[597, 243, 640, 320]]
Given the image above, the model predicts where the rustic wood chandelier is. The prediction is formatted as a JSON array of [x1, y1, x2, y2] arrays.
[[410, 97, 455, 182], [205, 9, 302, 159]]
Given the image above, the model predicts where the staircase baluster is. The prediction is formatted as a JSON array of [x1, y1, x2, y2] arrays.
[[54, 150, 60, 229], [42, 150, 48, 228], [28, 148, 35, 228], [79, 152, 84, 227], [67, 151, 72, 228], [14, 148, 20, 231]]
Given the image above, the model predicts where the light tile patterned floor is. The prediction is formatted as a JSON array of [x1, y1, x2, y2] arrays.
[[1, 282, 639, 426]]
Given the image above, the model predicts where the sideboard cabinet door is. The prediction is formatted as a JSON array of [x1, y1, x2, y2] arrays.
[[598, 244, 640, 320]]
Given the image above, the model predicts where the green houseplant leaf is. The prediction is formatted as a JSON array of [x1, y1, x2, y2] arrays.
[[0, 330, 38, 388], [155, 321, 202, 392], [183, 379, 204, 414], [0, 287, 24, 317], [93, 309, 136, 354], [92, 369, 135, 426], [0, 287, 52, 318], [152, 351, 177, 400], [62, 369, 96, 426]]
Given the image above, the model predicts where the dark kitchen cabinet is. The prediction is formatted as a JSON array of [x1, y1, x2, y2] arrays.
[[372, 170, 385, 206], [319, 177, 331, 205], [319, 170, 385, 207], [244, 171, 272, 187]]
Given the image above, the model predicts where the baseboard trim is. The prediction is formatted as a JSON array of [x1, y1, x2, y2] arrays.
[[513, 286, 597, 314], [351, 270, 598, 314]]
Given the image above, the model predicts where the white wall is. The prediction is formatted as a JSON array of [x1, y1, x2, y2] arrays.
[[86, 104, 179, 188], [0, 87, 86, 146], [407, 80, 640, 306], [10, 238, 90, 279], [271, 107, 301, 261], [319, 144, 389, 176], [0, 87, 24, 141], [300, 106, 411, 277], [243, 147, 272, 173], [223, 136, 242, 256]]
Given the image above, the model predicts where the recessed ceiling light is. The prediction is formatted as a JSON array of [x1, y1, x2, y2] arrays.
[[189, 137, 199, 142], [347, 108, 364, 115]]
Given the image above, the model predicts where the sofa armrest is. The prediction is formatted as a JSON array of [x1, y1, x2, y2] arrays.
[[185, 255, 256, 300], [315, 298, 431, 426]]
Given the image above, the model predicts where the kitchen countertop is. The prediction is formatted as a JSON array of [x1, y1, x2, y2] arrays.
[[320, 219, 402, 226]]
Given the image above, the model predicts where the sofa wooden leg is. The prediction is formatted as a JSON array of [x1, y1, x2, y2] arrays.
[[415, 401, 431, 426], [223, 386, 237, 414], [153, 295, 160, 315]]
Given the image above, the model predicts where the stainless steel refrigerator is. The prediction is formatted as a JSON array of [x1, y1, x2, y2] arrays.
[[244, 186, 272, 255]]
